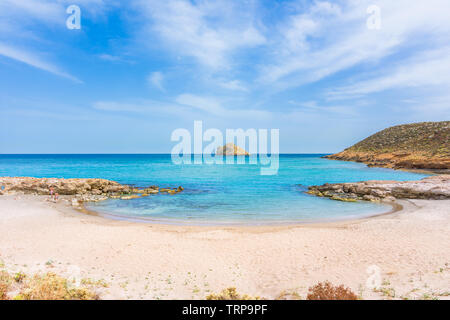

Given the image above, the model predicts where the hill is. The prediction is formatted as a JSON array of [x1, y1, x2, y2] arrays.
[[325, 121, 450, 171]]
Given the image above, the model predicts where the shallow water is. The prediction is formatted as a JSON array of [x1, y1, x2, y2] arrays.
[[0, 154, 428, 225]]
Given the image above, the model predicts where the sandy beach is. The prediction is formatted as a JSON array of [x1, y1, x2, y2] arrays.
[[0, 195, 448, 300]]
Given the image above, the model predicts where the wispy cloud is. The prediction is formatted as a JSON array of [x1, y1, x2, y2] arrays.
[[0, 0, 113, 82], [0, 0, 63, 24], [175, 94, 225, 115], [147, 71, 165, 91], [259, 0, 450, 91], [288, 100, 357, 116], [138, 0, 265, 69], [0, 43, 81, 83], [217, 79, 248, 92], [328, 47, 450, 99], [93, 100, 186, 116], [0, 0, 82, 82], [175, 93, 270, 119], [98, 54, 121, 62], [94, 93, 271, 120]]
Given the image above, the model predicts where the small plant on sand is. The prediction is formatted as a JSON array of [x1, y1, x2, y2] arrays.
[[14, 271, 26, 283], [206, 287, 262, 300], [306, 281, 358, 300], [421, 293, 438, 300], [81, 278, 109, 288], [374, 286, 395, 298], [19, 272, 99, 300]]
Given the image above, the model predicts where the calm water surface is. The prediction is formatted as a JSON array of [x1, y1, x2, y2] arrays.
[[0, 154, 428, 225]]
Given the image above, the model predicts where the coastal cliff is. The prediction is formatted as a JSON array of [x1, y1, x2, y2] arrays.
[[325, 121, 450, 171], [216, 143, 250, 156]]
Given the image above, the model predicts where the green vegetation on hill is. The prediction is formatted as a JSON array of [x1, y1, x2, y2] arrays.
[[345, 121, 449, 156], [326, 121, 450, 170]]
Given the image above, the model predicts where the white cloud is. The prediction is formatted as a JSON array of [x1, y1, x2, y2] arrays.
[[394, 93, 450, 121], [0, 0, 112, 82], [217, 79, 248, 92], [288, 100, 357, 116], [328, 47, 450, 99], [147, 71, 165, 91], [0, 43, 81, 83], [0, 1, 76, 81], [175, 93, 270, 119], [260, 0, 450, 91], [175, 94, 224, 115], [138, 0, 265, 69], [95, 94, 270, 120], [93, 100, 186, 115], [0, 0, 63, 24], [98, 54, 121, 62]]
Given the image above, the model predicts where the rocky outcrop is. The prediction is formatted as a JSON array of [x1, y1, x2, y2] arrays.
[[0, 177, 132, 196], [326, 121, 450, 171], [216, 143, 250, 156], [0, 177, 184, 202], [307, 175, 450, 202]]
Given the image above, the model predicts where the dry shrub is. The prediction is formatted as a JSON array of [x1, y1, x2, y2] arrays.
[[19, 272, 98, 300], [306, 281, 358, 300], [0, 270, 12, 300], [0, 283, 8, 300], [206, 287, 262, 300]]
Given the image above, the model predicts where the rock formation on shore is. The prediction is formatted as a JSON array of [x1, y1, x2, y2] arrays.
[[307, 175, 450, 202], [0, 177, 183, 202], [325, 121, 450, 171], [0, 177, 132, 196], [216, 143, 250, 156]]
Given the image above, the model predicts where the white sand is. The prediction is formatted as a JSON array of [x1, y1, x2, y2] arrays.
[[0, 195, 449, 300]]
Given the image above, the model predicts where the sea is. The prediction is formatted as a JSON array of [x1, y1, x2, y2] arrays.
[[0, 154, 429, 225]]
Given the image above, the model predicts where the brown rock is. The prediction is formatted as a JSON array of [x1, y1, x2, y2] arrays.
[[307, 175, 450, 201], [216, 143, 250, 156]]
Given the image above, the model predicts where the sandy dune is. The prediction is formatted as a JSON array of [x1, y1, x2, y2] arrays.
[[0, 195, 449, 300]]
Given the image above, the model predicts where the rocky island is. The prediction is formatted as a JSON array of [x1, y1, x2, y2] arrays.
[[325, 121, 450, 172], [216, 143, 250, 156]]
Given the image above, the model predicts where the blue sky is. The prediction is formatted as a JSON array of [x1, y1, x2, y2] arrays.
[[1, 0, 449, 153]]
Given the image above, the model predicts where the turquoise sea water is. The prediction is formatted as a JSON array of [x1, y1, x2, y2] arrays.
[[0, 154, 428, 225]]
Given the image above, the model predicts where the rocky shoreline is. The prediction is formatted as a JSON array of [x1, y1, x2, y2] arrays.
[[307, 175, 450, 202], [0, 177, 183, 204], [2, 175, 449, 212], [324, 152, 450, 172]]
